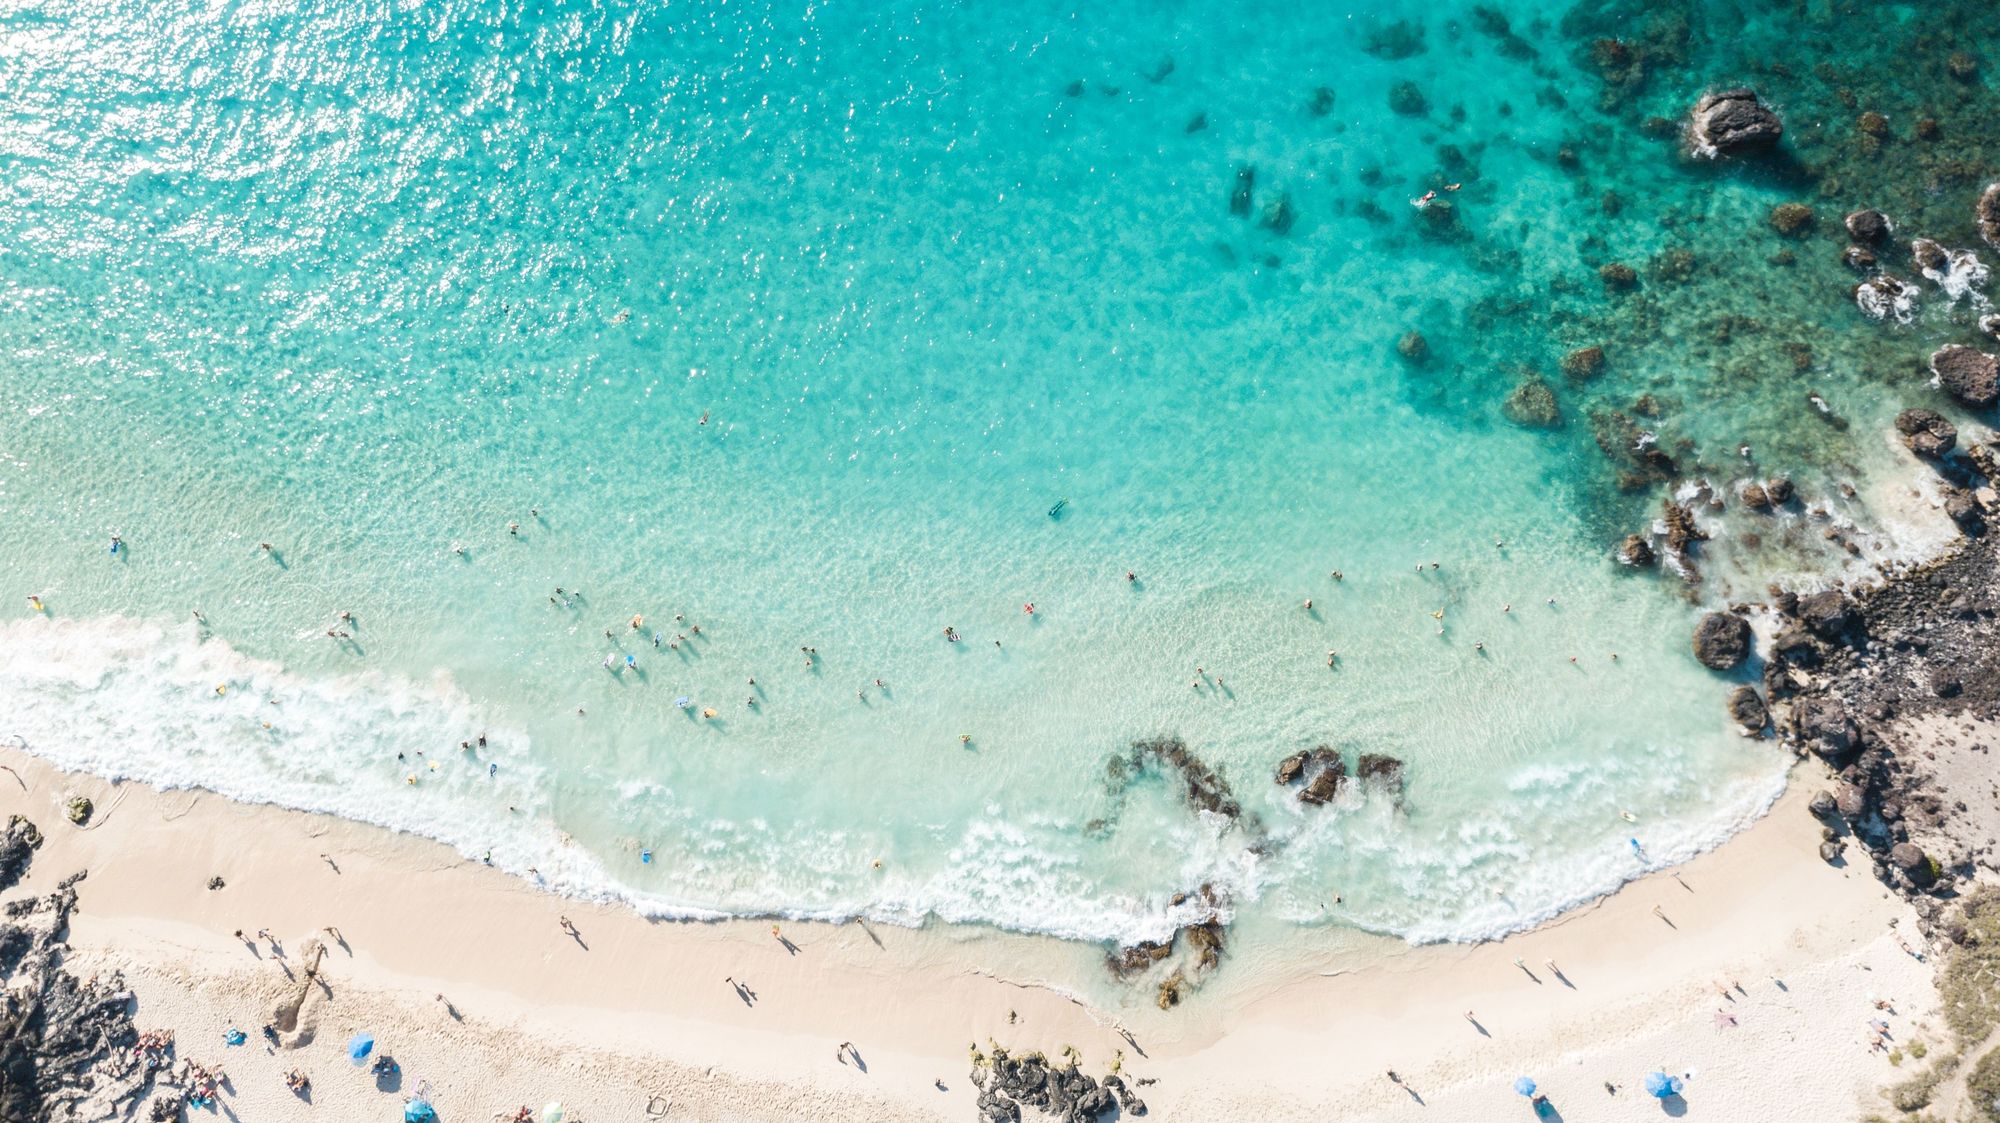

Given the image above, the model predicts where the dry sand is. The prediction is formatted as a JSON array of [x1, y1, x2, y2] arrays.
[[0, 744, 1942, 1121]]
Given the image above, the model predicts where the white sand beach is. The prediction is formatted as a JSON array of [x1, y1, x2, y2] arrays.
[[0, 744, 1939, 1122]]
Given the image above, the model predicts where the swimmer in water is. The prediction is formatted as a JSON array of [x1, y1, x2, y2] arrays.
[[1410, 190, 1437, 208], [109, 534, 122, 555], [27, 595, 43, 613]]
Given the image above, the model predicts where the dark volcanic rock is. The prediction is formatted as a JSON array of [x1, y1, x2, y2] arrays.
[[1765, 477, 1795, 505], [1932, 345, 2000, 408], [1808, 789, 1837, 819], [1891, 841, 1935, 886], [1797, 590, 1853, 640], [1945, 488, 1986, 535], [1896, 409, 1958, 458], [0, 870, 150, 1121], [1692, 612, 1751, 670], [1726, 686, 1768, 734], [1845, 209, 1892, 244], [1687, 88, 1782, 158], [0, 817, 41, 892], [1793, 695, 1858, 761]]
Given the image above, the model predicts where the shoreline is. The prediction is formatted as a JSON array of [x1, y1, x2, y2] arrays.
[[1, 742, 1937, 1121]]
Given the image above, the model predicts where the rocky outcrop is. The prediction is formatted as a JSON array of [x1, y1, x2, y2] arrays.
[[1766, 477, 1795, 505], [1979, 183, 2000, 251], [1933, 345, 2000, 408], [1845, 209, 1892, 244], [1726, 685, 1769, 734], [1797, 590, 1855, 640], [1296, 747, 1347, 806], [1793, 695, 1859, 761], [1273, 751, 1308, 786], [1692, 612, 1751, 670], [1890, 841, 1936, 887], [0, 859, 153, 1122], [1617, 533, 1655, 567], [1687, 88, 1782, 158], [1896, 409, 1958, 458], [1126, 738, 1241, 821], [1355, 753, 1406, 796], [972, 1047, 1142, 1123]]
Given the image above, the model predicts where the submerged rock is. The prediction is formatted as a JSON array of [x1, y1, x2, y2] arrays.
[[1932, 344, 2000, 408], [1387, 81, 1428, 116], [1692, 612, 1751, 670], [1259, 192, 1296, 236], [1599, 262, 1638, 291], [1769, 202, 1815, 236], [1396, 331, 1429, 364], [1896, 408, 1958, 458], [1765, 477, 1796, 505], [1229, 165, 1254, 218], [1687, 88, 1782, 158], [1130, 738, 1242, 821], [1561, 345, 1605, 379], [1502, 378, 1560, 428]]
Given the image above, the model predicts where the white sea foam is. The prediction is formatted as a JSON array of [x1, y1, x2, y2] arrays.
[[1856, 274, 1917, 323], [0, 614, 1221, 945], [1920, 245, 1991, 309]]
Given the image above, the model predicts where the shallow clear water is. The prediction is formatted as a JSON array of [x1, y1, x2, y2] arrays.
[[0, 0, 1988, 947]]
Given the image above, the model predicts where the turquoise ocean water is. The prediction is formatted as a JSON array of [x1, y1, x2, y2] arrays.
[[0, 0, 1989, 950]]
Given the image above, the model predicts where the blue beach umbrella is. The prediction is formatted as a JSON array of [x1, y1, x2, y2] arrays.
[[404, 1098, 437, 1123], [348, 1033, 375, 1065], [1513, 1076, 1537, 1097], [1643, 1071, 1682, 1099]]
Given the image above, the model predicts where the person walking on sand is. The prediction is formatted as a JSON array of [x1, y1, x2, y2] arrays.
[[559, 916, 578, 936]]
